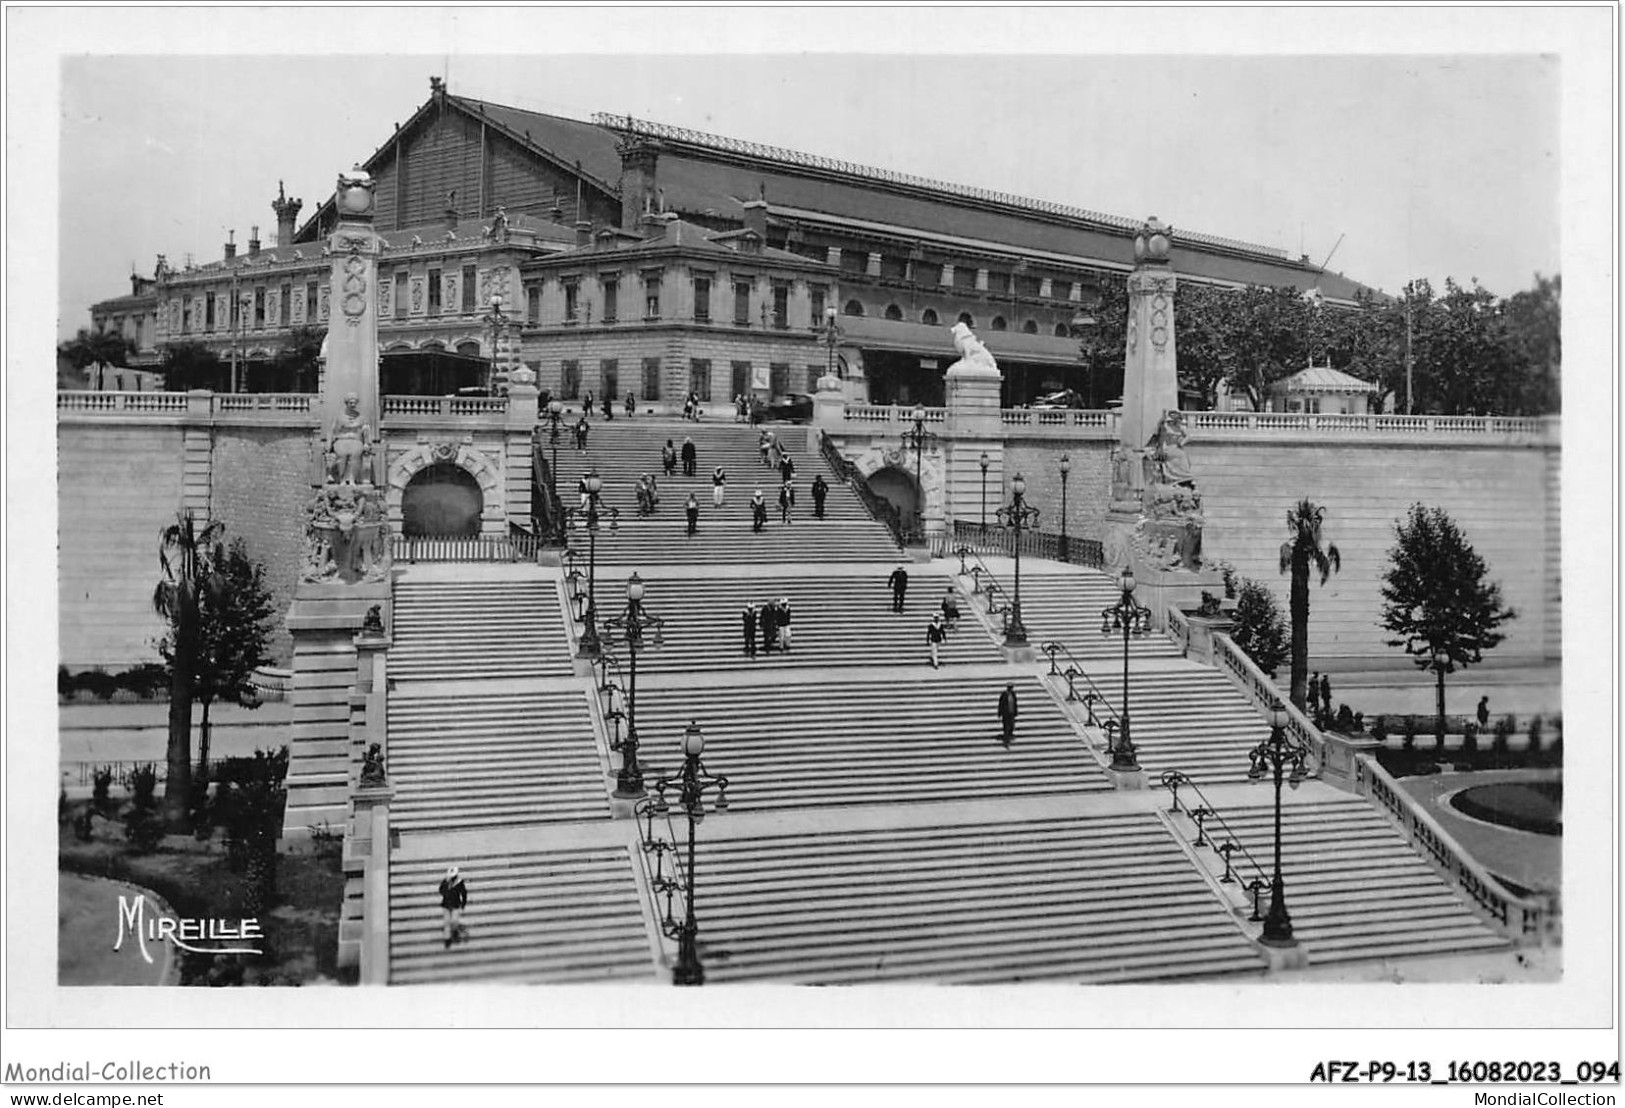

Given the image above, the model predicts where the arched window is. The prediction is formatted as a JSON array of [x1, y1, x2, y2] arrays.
[[990, 316, 1007, 331], [1022, 320, 1038, 334], [843, 299, 865, 317], [884, 304, 904, 321], [921, 308, 939, 326], [456, 340, 482, 358], [1053, 323, 1069, 337], [957, 312, 974, 327]]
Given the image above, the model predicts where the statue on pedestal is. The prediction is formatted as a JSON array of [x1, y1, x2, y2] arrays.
[[946, 322, 998, 375], [301, 484, 391, 583], [326, 392, 374, 485]]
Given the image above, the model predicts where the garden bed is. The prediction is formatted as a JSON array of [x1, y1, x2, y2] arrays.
[[59, 803, 349, 986], [1449, 781, 1563, 836]]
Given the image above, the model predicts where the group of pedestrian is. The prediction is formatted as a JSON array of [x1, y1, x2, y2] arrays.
[[681, 391, 703, 421], [734, 394, 751, 423], [636, 473, 660, 517], [740, 597, 795, 656], [1306, 671, 1333, 716]]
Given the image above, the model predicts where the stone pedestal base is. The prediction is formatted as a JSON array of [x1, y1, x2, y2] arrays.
[[1182, 614, 1235, 665], [1259, 940, 1311, 972], [1107, 767, 1149, 790], [1127, 561, 1225, 632], [1000, 640, 1038, 664], [1318, 733, 1382, 794]]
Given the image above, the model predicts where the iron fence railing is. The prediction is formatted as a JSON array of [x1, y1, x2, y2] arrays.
[[1038, 641, 1120, 728], [1156, 770, 1273, 902], [819, 431, 914, 549], [393, 534, 526, 563], [951, 519, 1103, 568]]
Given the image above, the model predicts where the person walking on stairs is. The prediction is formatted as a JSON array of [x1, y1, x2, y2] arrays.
[[758, 429, 771, 468], [778, 453, 796, 484], [940, 587, 962, 632], [742, 603, 758, 657], [712, 465, 727, 509], [888, 565, 909, 613], [761, 599, 780, 653], [778, 597, 794, 653], [574, 417, 589, 452], [662, 438, 677, 478], [778, 481, 794, 524], [685, 493, 700, 536], [811, 473, 829, 519], [998, 682, 1019, 745], [926, 614, 946, 669], [601, 394, 614, 421], [751, 489, 767, 533], [681, 436, 697, 477], [625, 391, 636, 418], [582, 390, 594, 420], [438, 866, 468, 948]]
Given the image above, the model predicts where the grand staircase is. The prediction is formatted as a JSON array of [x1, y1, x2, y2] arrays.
[[356, 417, 1533, 985], [690, 811, 1266, 984], [552, 420, 902, 564]]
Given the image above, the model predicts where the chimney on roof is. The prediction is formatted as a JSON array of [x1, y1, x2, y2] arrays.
[[616, 134, 661, 234], [742, 196, 768, 244], [224, 229, 237, 260], [272, 180, 303, 247], [575, 219, 593, 249], [248, 225, 261, 258]]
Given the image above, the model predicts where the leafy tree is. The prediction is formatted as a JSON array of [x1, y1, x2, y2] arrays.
[[152, 511, 224, 826], [270, 325, 326, 393], [1229, 579, 1289, 678], [160, 538, 275, 792], [58, 327, 135, 390], [1174, 283, 1239, 410], [1278, 499, 1341, 712], [1503, 273, 1560, 414], [1379, 504, 1516, 745], [161, 342, 228, 392]]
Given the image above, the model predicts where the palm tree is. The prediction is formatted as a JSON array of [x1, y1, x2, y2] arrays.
[[58, 328, 135, 390], [1278, 499, 1341, 712], [153, 511, 224, 826]]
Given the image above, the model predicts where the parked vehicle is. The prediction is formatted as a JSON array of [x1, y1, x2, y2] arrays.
[[1030, 389, 1085, 410], [765, 393, 814, 423]]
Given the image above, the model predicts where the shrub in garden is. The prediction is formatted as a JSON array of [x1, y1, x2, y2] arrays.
[[122, 764, 164, 853], [1371, 715, 1389, 742], [1462, 722, 1478, 754], [1492, 714, 1515, 753], [1401, 715, 1419, 750], [92, 767, 114, 814], [1526, 715, 1544, 753]]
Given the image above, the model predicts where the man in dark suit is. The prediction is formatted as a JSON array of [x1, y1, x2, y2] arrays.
[[742, 604, 757, 657], [888, 566, 908, 613], [998, 682, 1019, 745]]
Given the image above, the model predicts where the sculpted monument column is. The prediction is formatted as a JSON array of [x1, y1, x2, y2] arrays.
[[301, 167, 390, 586], [1102, 219, 1221, 622]]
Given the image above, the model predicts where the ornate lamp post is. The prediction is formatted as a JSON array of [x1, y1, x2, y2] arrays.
[[483, 293, 508, 396], [979, 450, 990, 531], [823, 305, 841, 380], [1099, 569, 1153, 770], [1058, 453, 1072, 563], [564, 469, 617, 658], [603, 571, 664, 798], [902, 404, 938, 542], [1247, 701, 1309, 947], [545, 397, 565, 496], [995, 472, 1040, 646], [637, 721, 729, 985]]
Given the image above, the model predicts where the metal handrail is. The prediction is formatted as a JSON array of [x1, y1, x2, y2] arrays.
[[952, 543, 1011, 617], [1037, 640, 1119, 728], [1157, 770, 1270, 889], [818, 431, 912, 548]]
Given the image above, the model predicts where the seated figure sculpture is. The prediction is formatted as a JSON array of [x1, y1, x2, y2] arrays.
[[327, 392, 372, 485]]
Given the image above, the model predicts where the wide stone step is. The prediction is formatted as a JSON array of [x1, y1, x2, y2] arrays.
[[388, 847, 654, 985]]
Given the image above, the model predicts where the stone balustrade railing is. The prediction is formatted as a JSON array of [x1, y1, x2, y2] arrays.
[[1210, 630, 1325, 768], [1353, 752, 1556, 944], [843, 404, 947, 425], [57, 390, 519, 424], [1164, 604, 1192, 654]]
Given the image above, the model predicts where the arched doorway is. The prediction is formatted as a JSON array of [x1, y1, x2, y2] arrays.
[[401, 463, 483, 536], [867, 465, 921, 536]]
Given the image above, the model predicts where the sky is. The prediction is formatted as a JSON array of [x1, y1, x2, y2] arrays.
[[39, 10, 1589, 342]]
